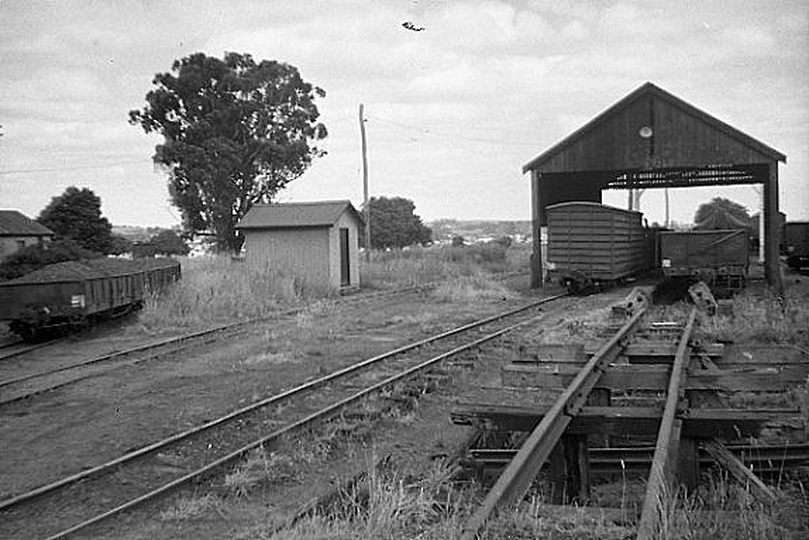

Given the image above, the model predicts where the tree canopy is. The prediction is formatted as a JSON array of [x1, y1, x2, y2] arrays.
[[129, 52, 327, 251], [368, 196, 432, 249], [37, 186, 114, 253], [694, 197, 751, 230], [149, 230, 190, 256]]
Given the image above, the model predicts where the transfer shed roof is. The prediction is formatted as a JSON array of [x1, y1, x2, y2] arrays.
[[236, 200, 363, 230], [523, 82, 786, 175], [0, 210, 54, 237]]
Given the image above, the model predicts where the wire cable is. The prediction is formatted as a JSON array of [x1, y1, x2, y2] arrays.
[[367, 114, 544, 147]]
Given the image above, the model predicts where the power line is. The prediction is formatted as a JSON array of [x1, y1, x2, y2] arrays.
[[367, 114, 545, 147], [0, 159, 148, 176]]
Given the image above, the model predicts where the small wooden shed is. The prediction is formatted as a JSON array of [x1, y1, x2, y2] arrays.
[[236, 200, 363, 293]]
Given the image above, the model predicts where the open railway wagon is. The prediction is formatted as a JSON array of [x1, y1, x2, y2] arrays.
[[783, 221, 809, 269], [545, 202, 653, 293], [659, 229, 748, 294], [0, 257, 180, 340]]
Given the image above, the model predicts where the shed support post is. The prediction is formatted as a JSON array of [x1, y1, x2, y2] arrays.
[[763, 163, 783, 293], [531, 169, 543, 288]]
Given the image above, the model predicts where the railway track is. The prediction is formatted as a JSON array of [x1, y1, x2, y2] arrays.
[[459, 303, 701, 540], [0, 291, 567, 539], [0, 339, 61, 363], [0, 280, 449, 406]]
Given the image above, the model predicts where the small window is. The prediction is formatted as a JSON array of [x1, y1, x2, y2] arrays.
[[17, 240, 26, 250]]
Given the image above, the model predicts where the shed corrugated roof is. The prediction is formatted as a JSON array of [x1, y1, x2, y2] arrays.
[[0, 210, 54, 236], [236, 200, 363, 229]]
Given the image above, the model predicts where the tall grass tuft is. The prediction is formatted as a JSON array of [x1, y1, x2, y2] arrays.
[[360, 243, 529, 290], [270, 463, 465, 540], [137, 256, 303, 332], [432, 273, 516, 302], [698, 288, 809, 347]]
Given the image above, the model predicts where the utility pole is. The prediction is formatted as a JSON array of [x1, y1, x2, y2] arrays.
[[359, 103, 371, 262]]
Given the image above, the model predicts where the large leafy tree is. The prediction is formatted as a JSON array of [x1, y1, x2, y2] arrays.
[[694, 197, 751, 230], [129, 52, 327, 251], [37, 186, 114, 253], [368, 196, 432, 249]]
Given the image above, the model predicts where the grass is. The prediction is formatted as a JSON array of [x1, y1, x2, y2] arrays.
[[263, 462, 805, 540], [135, 255, 304, 332], [225, 448, 298, 497], [159, 493, 221, 521], [697, 285, 809, 349], [360, 243, 530, 290], [134, 244, 530, 333]]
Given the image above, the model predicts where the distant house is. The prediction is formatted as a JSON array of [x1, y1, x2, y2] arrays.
[[0, 210, 55, 262], [236, 200, 363, 293]]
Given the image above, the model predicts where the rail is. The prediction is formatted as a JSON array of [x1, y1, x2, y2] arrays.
[[0, 292, 566, 539], [460, 303, 648, 539]]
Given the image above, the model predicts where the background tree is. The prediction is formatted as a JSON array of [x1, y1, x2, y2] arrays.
[[694, 197, 751, 230], [368, 196, 432, 249], [149, 229, 190, 256], [129, 52, 327, 251], [107, 235, 132, 256], [37, 186, 114, 253]]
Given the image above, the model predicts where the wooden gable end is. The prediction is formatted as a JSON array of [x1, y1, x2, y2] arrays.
[[526, 83, 784, 174], [652, 96, 775, 168]]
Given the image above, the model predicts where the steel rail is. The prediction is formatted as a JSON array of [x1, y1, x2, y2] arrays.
[[0, 282, 439, 403], [468, 443, 809, 471], [636, 307, 698, 540], [39, 297, 561, 540], [460, 304, 648, 540], [0, 339, 61, 362], [0, 293, 566, 515]]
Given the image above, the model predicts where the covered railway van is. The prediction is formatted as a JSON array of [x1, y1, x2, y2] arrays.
[[660, 229, 749, 292], [546, 202, 651, 293], [0, 257, 180, 339]]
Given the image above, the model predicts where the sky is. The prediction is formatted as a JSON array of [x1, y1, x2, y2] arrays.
[[1, 0, 807, 228]]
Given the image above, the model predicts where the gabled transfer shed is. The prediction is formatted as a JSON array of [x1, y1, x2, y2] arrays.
[[523, 82, 786, 290], [236, 200, 363, 293]]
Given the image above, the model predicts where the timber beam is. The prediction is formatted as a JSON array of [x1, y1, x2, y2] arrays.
[[450, 404, 795, 439], [501, 363, 809, 392]]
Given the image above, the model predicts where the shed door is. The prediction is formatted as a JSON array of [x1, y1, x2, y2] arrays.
[[339, 227, 350, 286]]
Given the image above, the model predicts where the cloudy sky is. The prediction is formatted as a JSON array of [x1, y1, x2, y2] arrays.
[[1, 0, 807, 228]]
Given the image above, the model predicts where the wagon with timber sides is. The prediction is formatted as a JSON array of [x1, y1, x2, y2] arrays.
[[0, 257, 180, 340], [783, 222, 809, 269], [660, 229, 749, 293], [545, 202, 651, 293]]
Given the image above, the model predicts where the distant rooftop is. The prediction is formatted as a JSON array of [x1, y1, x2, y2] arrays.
[[0, 210, 54, 236], [236, 200, 363, 229]]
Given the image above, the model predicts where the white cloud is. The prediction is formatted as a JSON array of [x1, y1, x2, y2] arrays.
[[0, 0, 807, 226]]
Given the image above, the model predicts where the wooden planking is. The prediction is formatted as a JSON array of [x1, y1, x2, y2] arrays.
[[660, 230, 749, 269], [502, 363, 809, 392], [546, 202, 649, 281], [459, 305, 647, 540], [451, 404, 788, 439], [525, 84, 781, 174], [702, 440, 776, 503]]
